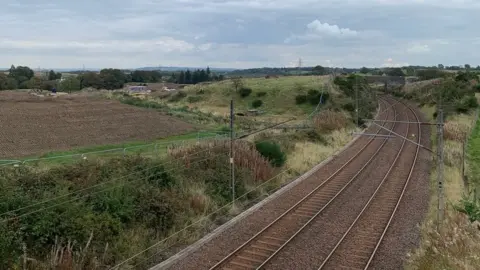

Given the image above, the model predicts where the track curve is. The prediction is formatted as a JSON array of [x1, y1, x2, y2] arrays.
[[209, 98, 401, 270]]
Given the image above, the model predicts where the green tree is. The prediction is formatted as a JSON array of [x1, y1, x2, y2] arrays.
[[231, 77, 244, 92], [386, 68, 404, 76], [8, 65, 34, 85], [465, 64, 471, 70], [99, 68, 126, 89], [78, 72, 102, 89], [184, 70, 192, 84], [359, 67, 370, 74], [59, 76, 81, 93], [312, 65, 327, 75], [438, 64, 444, 69]]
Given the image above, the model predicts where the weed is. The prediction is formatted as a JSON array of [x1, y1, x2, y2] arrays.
[[255, 141, 286, 167], [313, 110, 349, 133], [252, 99, 263, 108], [238, 87, 252, 98]]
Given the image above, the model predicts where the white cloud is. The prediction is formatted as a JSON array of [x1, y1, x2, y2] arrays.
[[381, 58, 409, 67], [1, 0, 480, 68], [307, 20, 358, 37], [285, 20, 360, 43]]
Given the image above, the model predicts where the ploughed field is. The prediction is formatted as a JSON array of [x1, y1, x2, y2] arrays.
[[0, 91, 194, 158]]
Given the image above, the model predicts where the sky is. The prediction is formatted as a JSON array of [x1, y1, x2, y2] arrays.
[[1, 0, 480, 69]]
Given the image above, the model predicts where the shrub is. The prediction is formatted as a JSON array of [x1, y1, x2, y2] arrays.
[[238, 87, 252, 98], [169, 91, 187, 102], [455, 96, 478, 113], [255, 141, 286, 167], [475, 84, 480, 92], [342, 102, 355, 112], [295, 95, 307, 104], [313, 110, 349, 132], [252, 99, 263, 108], [187, 95, 202, 103], [256, 91, 267, 97]]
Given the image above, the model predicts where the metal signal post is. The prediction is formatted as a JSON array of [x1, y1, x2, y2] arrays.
[[230, 99, 235, 204], [437, 103, 445, 226]]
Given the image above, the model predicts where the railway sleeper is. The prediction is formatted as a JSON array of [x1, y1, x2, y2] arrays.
[[244, 249, 270, 258], [236, 255, 265, 264], [257, 239, 282, 247], [229, 260, 255, 269], [251, 244, 277, 252]]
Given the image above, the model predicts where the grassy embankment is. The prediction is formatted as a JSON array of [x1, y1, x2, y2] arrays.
[[0, 75, 377, 269], [391, 74, 480, 269]]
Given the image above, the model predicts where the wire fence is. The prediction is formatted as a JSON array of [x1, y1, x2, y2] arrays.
[[0, 131, 229, 167]]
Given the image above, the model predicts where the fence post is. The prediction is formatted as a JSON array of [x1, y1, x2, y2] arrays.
[[123, 148, 126, 158]]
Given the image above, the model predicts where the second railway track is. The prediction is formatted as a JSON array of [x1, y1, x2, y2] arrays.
[[208, 97, 410, 270], [317, 97, 421, 270]]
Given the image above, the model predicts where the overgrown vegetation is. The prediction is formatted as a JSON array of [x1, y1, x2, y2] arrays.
[[255, 141, 286, 167], [405, 71, 480, 268], [0, 140, 279, 269], [333, 74, 377, 126]]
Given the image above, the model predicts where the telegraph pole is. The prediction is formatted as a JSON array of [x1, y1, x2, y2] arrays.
[[437, 97, 445, 226], [230, 99, 235, 204], [355, 75, 359, 127]]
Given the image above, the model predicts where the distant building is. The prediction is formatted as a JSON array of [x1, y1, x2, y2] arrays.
[[128, 86, 148, 92]]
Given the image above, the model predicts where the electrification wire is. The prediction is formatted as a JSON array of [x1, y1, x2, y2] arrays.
[[109, 168, 291, 269], [0, 153, 228, 224], [0, 145, 227, 217]]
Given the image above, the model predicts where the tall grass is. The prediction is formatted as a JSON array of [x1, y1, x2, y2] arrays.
[[312, 110, 349, 133], [407, 101, 480, 269], [168, 140, 274, 182]]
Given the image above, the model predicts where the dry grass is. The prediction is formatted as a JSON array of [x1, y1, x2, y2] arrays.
[[444, 113, 475, 142], [406, 209, 480, 270], [312, 110, 349, 133], [168, 139, 274, 182], [407, 105, 479, 269], [287, 128, 353, 174]]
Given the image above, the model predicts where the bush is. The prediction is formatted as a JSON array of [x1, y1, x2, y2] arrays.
[[169, 91, 187, 102], [187, 95, 202, 103], [313, 110, 349, 132], [455, 96, 478, 113], [256, 91, 267, 97], [238, 87, 252, 98], [342, 102, 355, 112], [252, 99, 263, 108], [295, 95, 307, 104], [475, 84, 480, 92], [255, 141, 286, 167]]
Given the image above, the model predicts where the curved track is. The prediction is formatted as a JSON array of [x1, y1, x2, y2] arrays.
[[209, 98, 405, 270], [317, 97, 421, 269]]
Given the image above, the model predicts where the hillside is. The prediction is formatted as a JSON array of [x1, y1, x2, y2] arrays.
[[176, 75, 335, 116]]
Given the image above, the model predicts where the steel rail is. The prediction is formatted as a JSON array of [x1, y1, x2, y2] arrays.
[[364, 98, 422, 269], [209, 98, 398, 270], [317, 96, 421, 270]]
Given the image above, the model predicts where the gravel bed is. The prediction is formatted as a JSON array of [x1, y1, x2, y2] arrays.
[[162, 102, 394, 270], [265, 99, 410, 269], [317, 105, 420, 269], [368, 101, 431, 270]]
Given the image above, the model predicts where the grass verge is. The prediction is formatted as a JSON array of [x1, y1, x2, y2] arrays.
[[405, 95, 480, 269]]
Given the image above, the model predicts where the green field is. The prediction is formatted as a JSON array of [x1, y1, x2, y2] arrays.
[[179, 75, 333, 116]]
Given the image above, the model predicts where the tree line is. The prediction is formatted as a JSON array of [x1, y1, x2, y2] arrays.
[[167, 67, 224, 84]]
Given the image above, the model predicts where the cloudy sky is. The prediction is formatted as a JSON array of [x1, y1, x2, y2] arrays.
[[1, 0, 480, 69]]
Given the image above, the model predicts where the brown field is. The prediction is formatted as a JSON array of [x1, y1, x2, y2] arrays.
[[0, 91, 194, 158]]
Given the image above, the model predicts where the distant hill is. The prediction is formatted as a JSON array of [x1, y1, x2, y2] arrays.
[[136, 66, 236, 72]]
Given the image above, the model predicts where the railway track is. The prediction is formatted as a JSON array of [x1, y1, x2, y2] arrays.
[[317, 97, 421, 270], [208, 98, 403, 270]]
